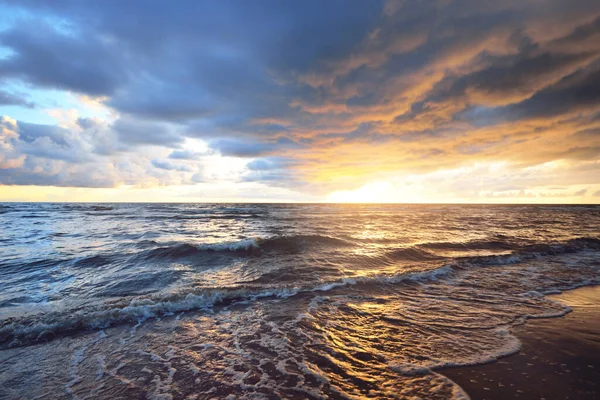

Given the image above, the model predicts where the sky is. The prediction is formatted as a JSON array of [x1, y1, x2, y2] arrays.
[[1, 0, 600, 203]]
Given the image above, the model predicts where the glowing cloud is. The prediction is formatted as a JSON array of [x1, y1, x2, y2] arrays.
[[0, 1, 599, 202]]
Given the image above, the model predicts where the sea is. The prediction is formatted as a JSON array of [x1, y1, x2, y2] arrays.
[[0, 203, 599, 399]]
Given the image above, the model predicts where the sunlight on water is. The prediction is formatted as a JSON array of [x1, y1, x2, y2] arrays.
[[0, 203, 599, 398]]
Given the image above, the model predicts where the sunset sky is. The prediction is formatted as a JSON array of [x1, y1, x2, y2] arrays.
[[1, 0, 600, 203]]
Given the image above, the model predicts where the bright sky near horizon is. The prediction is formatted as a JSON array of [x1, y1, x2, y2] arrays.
[[1, 0, 600, 203]]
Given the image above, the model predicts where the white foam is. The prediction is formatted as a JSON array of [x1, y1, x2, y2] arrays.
[[64, 331, 107, 398], [389, 363, 431, 375], [350, 264, 454, 286], [1, 265, 457, 347], [196, 238, 259, 252]]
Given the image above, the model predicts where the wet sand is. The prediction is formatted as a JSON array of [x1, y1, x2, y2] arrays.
[[441, 285, 600, 400]]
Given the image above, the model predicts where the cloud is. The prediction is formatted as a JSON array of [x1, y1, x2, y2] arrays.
[[246, 159, 277, 171], [0, 0, 600, 200], [242, 157, 300, 186], [151, 159, 194, 172], [492, 64, 600, 121], [0, 89, 35, 108], [208, 137, 302, 158], [77, 117, 103, 130], [209, 139, 273, 158], [0, 0, 383, 129], [15, 121, 69, 146], [428, 50, 595, 108], [0, 21, 126, 96], [0, 115, 199, 187], [168, 149, 210, 160], [111, 118, 184, 147]]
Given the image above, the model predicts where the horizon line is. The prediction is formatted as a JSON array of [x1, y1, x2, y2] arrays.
[[1, 201, 599, 206]]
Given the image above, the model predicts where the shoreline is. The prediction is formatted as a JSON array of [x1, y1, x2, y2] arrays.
[[441, 285, 600, 399]]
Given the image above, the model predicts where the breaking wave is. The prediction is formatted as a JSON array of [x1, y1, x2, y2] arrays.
[[0, 265, 453, 349], [1, 203, 600, 399]]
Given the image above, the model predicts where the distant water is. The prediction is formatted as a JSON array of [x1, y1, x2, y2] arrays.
[[0, 203, 599, 399]]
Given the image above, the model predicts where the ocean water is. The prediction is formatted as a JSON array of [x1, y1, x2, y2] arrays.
[[0, 203, 599, 399]]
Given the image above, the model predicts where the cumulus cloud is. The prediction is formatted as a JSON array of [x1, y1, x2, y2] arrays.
[[0, 115, 200, 187]]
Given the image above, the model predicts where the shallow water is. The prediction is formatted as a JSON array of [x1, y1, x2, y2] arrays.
[[0, 203, 599, 398]]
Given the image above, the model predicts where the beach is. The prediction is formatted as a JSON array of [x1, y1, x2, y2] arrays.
[[442, 285, 600, 399]]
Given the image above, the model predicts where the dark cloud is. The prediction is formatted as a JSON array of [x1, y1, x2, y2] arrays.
[[168, 149, 210, 160], [429, 50, 595, 106], [151, 159, 194, 172], [209, 138, 302, 158], [111, 118, 183, 147], [0, 89, 35, 108], [76, 117, 103, 130], [0, 0, 383, 128], [0, 22, 126, 96], [551, 15, 600, 47], [209, 139, 275, 158], [15, 121, 69, 146], [0, 167, 118, 187], [493, 64, 600, 121]]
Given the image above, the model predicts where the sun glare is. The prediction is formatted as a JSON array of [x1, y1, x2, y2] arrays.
[[327, 181, 408, 203]]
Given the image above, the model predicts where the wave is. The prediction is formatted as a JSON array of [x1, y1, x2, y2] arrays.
[[1, 235, 598, 348], [420, 238, 516, 251], [0, 234, 353, 278], [389, 326, 527, 376], [421, 236, 599, 255], [0, 266, 452, 349], [89, 205, 115, 212], [129, 213, 266, 221], [143, 235, 597, 263], [72, 254, 114, 268], [0, 258, 66, 276], [383, 247, 444, 262], [139, 239, 261, 260], [140, 234, 353, 260], [173, 213, 264, 220], [518, 237, 600, 255], [3, 235, 597, 279], [20, 214, 47, 219], [257, 234, 353, 252], [452, 237, 600, 268]]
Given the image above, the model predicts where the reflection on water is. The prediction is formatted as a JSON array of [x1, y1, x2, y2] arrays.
[[0, 203, 599, 398]]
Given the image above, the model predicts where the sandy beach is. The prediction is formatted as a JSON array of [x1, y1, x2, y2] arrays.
[[442, 285, 600, 399]]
